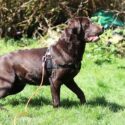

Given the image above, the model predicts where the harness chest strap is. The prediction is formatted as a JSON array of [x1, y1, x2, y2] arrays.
[[42, 50, 81, 75]]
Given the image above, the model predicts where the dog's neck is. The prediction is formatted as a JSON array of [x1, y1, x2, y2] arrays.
[[50, 27, 86, 65], [59, 27, 85, 61]]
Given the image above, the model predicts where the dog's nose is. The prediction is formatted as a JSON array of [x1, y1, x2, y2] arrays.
[[98, 26, 104, 35], [102, 26, 104, 32]]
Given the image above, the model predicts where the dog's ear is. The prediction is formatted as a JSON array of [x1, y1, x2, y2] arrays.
[[81, 17, 90, 31], [67, 18, 81, 34]]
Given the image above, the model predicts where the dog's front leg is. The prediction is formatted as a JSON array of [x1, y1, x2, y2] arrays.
[[49, 78, 61, 108], [65, 79, 86, 104]]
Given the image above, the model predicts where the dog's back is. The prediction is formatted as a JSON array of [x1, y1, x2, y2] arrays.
[[0, 47, 47, 97]]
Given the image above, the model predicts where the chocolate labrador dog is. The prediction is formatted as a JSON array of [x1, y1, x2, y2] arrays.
[[0, 17, 103, 107]]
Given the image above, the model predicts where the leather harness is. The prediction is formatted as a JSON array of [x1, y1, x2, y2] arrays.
[[42, 48, 81, 76]]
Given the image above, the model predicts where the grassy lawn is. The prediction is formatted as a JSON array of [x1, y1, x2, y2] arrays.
[[0, 39, 125, 125]]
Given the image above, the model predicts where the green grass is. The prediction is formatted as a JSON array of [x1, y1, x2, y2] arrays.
[[0, 39, 125, 125]]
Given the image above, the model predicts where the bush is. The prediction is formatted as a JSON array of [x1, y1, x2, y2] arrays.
[[0, 0, 125, 38]]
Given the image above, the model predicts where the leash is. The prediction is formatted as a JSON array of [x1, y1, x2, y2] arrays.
[[13, 48, 80, 125], [24, 60, 45, 112], [13, 56, 46, 125]]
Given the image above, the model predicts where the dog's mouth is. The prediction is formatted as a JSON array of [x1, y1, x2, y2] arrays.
[[87, 35, 100, 42]]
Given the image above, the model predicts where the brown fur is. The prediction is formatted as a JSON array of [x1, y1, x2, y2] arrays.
[[0, 17, 103, 107]]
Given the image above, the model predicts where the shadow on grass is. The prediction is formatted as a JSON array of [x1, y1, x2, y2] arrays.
[[61, 99, 80, 108], [2, 96, 80, 108], [87, 96, 125, 112], [3, 96, 51, 107], [117, 66, 125, 69], [2, 96, 124, 111], [94, 59, 112, 66]]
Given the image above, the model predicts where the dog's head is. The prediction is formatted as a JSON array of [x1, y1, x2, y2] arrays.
[[67, 17, 104, 42]]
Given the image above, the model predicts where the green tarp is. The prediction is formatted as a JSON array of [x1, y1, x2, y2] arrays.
[[91, 10, 124, 29]]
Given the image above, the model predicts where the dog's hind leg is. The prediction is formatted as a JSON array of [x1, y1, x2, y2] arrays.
[[0, 80, 12, 98], [65, 79, 86, 104], [9, 81, 26, 95]]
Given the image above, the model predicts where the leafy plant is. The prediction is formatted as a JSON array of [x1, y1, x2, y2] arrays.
[[85, 29, 125, 64], [0, 0, 125, 38]]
